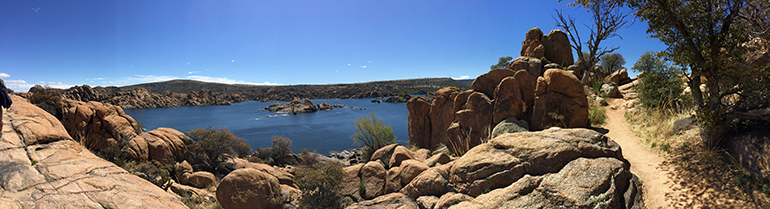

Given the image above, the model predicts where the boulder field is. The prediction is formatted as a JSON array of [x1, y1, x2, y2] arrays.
[[0, 95, 187, 208]]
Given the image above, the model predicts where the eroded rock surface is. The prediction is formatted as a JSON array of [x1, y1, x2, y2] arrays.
[[0, 95, 187, 209]]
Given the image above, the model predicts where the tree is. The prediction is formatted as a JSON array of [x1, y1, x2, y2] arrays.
[[599, 53, 626, 75], [271, 135, 295, 166], [631, 51, 685, 109], [563, 0, 770, 148], [351, 112, 395, 158], [187, 127, 252, 165], [554, 0, 630, 84], [490, 56, 513, 70]]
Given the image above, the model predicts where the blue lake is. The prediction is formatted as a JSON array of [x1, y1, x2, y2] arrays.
[[124, 98, 410, 155]]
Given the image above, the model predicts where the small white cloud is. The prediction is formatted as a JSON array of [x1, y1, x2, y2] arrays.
[[188, 71, 200, 74], [368, 61, 372, 63], [187, 62, 191, 65], [452, 75, 471, 80], [231, 60, 235, 62], [361, 66, 367, 68], [91, 77, 106, 81], [347, 64, 351, 66], [32, 7, 40, 12], [0, 73, 9, 78], [335, 71, 338, 73]]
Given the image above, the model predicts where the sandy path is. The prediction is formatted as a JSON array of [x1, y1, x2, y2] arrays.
[[603, 98, 678, 209]]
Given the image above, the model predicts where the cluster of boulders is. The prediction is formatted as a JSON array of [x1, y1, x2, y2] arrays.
[[263, 98, 355, 114], [408, 27, 589, 150], [341, 128, 642, 209], [63, 85, 247, 108], [0, 95, 188, 208], [60, 98, 191, 165]]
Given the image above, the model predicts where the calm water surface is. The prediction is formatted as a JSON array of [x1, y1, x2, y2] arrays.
[[124, 98, 409, 155]]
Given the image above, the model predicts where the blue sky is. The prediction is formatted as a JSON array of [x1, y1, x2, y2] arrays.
[[1, 0, 665, 92]]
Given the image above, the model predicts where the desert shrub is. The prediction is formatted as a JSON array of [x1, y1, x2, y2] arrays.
[[271, 135, 296, 166], [445, 125, 491, 157], [300, 149, 320, 167], [626, 105, 696, 151], [180, 192, 223, 209], [632, 51, 685, 109], [351, 113, 395, 160], [589, 103, 607, 126], [295, 161, 345, 209], [124, 160, 173, 189], [27, 84, 64, 119], [186, 128, 252, 165]]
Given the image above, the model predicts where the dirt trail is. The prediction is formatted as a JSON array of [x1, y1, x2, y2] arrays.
[[603, 98, 679, 209]]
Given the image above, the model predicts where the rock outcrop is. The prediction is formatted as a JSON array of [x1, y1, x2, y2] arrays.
[[60, 98, 191, 165], [62, 85, 247, 109], [0, 95, 187, 208], [263, 98, 318, 114], [399, 128, 642, 209], [407, 27, 587, 150]]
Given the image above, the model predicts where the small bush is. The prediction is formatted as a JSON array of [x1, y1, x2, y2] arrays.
[[295, 161, 345, 209], [300, 149, 320, 167], [124, 160, 173, 189], [589, 105, 607, 126], [351, 113, 395, 160], [271, 135, 295, 166], [187, 128, 252, 166]]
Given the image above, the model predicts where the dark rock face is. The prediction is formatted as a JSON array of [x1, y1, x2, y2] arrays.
[[725, 128, 770, 179], [62, 85, 247, 109]]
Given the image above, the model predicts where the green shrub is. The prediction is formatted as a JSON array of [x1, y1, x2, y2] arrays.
[[124, 160, 173, 189], [631, 51, 685, 109], [186, 128, 252, 165], [351, 113, 395, 160], [271, 135, 295, 166], [300, 149, 320, 167], [589, 105, 606, 126], [295, 161, 345, 209], [358, 182, 367, 197]]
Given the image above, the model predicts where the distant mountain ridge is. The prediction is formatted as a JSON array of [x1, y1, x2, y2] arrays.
[[60, 78, 471, 108]]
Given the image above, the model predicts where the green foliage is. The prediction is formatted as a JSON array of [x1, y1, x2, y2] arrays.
[[632, 51, 685, 109], [300, 149, 320, 167], [295, 161, 345, 209], [30, 160, 37, 166], [540, 57, 550, 64], [351, 113, 395, 160], [186, 128, 252, 164], [599, 53, 625, 75], [134, 121, 144, 134], [270, 135, 295, 166], [358, 182, 367, 197], [124, 160, 173, 189], [589, 105, 607, 126], [490, 56, 513, 70]]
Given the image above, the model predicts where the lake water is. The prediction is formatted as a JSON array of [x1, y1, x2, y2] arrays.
[[124, 98, 410, 155]]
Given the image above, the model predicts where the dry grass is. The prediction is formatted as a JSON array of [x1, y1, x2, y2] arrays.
[[624, 106, 696, 152], [443, 125, 491, 157]]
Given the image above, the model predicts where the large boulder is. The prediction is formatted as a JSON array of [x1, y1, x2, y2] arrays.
[[541, 29, 575, 67], [187, 171, 216, 188], [493, 77, 525, 125], [607, 68, 630, 85], [401, 128, 641, 209], [399, 159, 430, 186], [521, 27, 545, 58], [340, 163, 365, 202], [453, 92, 493, 147], [360, 160, 387, 199], [602, 82, 621, 98], [508, 56, 542, 77], [407, 96, 432, 149], [491, 117, 529, 138], [531, 69, 589, 130], [61, 99, 139, 150], [471, 68, 516, 98], [389, 146, 417, 168], [142, 127, 191, 165], [216, 168, 283, 209], [429, 87, 460, 149], [0, 95, 187, 209]]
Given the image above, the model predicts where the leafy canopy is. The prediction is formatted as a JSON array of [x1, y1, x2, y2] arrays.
[[351, 112, 395, 155]]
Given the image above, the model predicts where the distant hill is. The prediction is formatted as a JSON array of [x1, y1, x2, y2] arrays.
[[60, 78, 472, 108], [124, 78, 471, 95], [453, 79, 474, 86]]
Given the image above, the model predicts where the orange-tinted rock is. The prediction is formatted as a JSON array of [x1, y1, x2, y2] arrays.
[[187, 171, 216, 188], [493, 77, 525, 125], [144, 127, 191, 165], [531, 69, 589, 130], [407, 97, 431, 149], [216, 168, 283, 209], [389, 146, 416, 168], [471, 69, 516, 98], [341, 163, 365, 202], [541, 29, 574, 67], [429, 87, 460, 150], [361, 160, 387, 199], [513, 70, 537, 122], [399, 159, 430, 186]]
